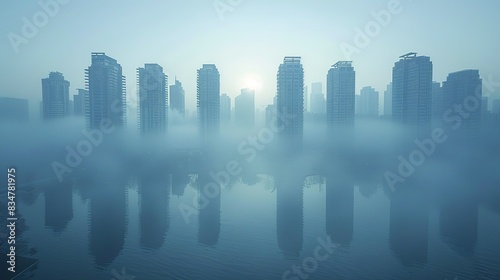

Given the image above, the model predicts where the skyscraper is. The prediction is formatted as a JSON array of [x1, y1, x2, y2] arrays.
[[326, 61, 355, 128], [392, 53, 433, 134], [170, 79, 185, 117], [220, 94, 231, 123], [197, 64, 220, 140], [42, 72, 70, 120], [235, 88, 255, 128], [86, 53, 126, 129], [442, 70, 482, 134], [304, 85, 309, 112], [277, 57, 304, 151], [383, 82, 393, 116], [73, 89, 88, 117], [137, 64, 168, 134], [431, 82, 444, 128], [358, 86, 379, 117], [310, 82, 326, 115]]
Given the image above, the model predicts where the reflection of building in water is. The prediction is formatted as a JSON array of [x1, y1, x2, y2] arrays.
[[439, 187, 478, 255], [89, 183, 127, 266], [276, 171, 304, 259], [171, 173, 190, 196], [138, 174, 170, 249], [389, 185, 429, 265], [326, 173, 354, 245], [197, 171, 221, 245], [44, 181, 73, 233]]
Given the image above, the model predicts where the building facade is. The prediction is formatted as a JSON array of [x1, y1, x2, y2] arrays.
[[326, 61, 355, 128], [86, 52, 126, 129], [392, 53, 433, 134], [137, 63, 168, 134], [197, 64, 220, 140], [42, 72, 70, 120], [277, 57, 304, 151]]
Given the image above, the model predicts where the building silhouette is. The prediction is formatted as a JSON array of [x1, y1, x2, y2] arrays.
[[442, 70, 482, 135], [170, 78, 185, 117], [392, 53, 433, 134], [137, 63, 168, 134], [310, 82, 326, 114], [389, 185, 429, 265], [86, 52, 126, 129], [235, 88, 255, 128], [327, 61, 355, 129], [197, 170, 221, 246], [383, 82, 392, 116], [220, 93, 231, 123], [0, 97, 29, 122], [326, 170, 354, 245], [357, 86, 379, 118], [44, 182, 73, 233], [277, 57, 304, 151], [138, 173, 170, 249], [42, 72, 70, 120], [197, 64, 220, 142], [431, 82, 444, 128], [276, 169, 304, 259], [73, 89, 88, 117]]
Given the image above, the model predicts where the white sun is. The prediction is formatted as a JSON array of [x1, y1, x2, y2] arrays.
[[242, 75, 262, 91]]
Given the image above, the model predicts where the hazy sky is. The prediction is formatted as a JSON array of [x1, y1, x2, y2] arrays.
[[2, 0, 500, 118]]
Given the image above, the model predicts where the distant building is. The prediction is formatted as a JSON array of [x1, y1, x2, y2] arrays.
[[304, 86, 309, 112], [0, 97, 29, 122], [442, 70, 482, 134], [357, 86, 379, 117], [326, 61, 355, 128], [431, 82, 444, 127], [310, 82, 326, 115], [220, 94, 231, 123], [73, 89, 88, 117], [197, 64, 220, 140], [277, 57, 304, 151], [137, 63, 168, 134], [86, 52, 126, 129], [392, 53, 433, 134], [265, 104, 276, 125], [383, 82, 392, 116], [170, 79, 185, 117], [235, 88, 255, 128], [42, 72, 70, 120]]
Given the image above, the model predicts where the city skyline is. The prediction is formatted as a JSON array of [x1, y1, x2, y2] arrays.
[[2, 1, 500, 122]]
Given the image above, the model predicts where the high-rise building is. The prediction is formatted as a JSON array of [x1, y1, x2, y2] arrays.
[[235, 88, 255, 128], [42, 72, 70, 120], [310, 82, 326, 115], [137, 64, 168, 134], [304, 86, 309, 112], [392, 53, 433, 134], [265, 104, 276, 125], [442, 70, 482, 134], [326, 61, 355, 128], [277, 57, 304, 151], [170, 79, 185, 117], [197, 64, 220, 140], [383, 82, 393, 116], [358, 86, 379, 117], [86, 52, 126, 129], [220, 94, 231, 123], [0, 97, 29, 122], [73, 89, 88, 117], [431, 82, 444, 127]]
